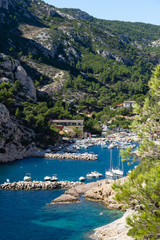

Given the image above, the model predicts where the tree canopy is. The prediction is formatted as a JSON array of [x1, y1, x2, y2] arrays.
[[113, 65, 160, 239]]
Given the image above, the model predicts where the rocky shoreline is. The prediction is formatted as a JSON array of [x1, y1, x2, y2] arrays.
[[51, 177, 134, 240], [90, 209, 134, 240], [51, 178, 127, 209]]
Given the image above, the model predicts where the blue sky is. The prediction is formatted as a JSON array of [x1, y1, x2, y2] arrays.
[[44, 0, 160, 25]]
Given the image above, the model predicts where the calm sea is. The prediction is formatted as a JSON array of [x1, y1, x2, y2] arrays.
[[0, 146, 137, 240]]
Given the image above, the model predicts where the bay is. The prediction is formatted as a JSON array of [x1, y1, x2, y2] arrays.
[[0, 146, 137, 240]]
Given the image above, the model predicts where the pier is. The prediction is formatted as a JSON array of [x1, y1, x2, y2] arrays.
[[0, 181, 83, 190], [30, 152, 98, 161]]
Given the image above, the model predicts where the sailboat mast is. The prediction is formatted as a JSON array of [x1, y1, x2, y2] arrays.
[[110, 149, 112, 169]]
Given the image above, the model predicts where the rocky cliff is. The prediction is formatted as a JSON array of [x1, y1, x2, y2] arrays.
[[0, 53, 36, 100], [0, 103, 38, 162], [0, 53, 38, 162]]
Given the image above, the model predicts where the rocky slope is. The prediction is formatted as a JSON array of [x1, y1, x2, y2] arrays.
[[0, 53, 39, 162], [0, 0, 160, 160], [0, 53, 36, 100], [0, 103, 38, 162], [0, 0, 160, 107]]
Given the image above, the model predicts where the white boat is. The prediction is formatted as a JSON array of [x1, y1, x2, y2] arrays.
[[44, 176, 51, 181], [79, 176, 86, 182], [112, 152, 124, 176], [105, 149, 114, 178], [50, 175, 58, 181], [86, 171, 103, 178], [92, 171, 103, 178], [23, 173, 31, 182], [108, 143, 115, 149], [105, 170, 114, 177], [112, 168, 123, 176], [86, 172, 96, 178]]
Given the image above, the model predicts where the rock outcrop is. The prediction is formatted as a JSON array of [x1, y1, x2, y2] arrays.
[[90, 209, 134, 240], [0, 103, 37, 162], [51, 178, 127, 209], [84, 178, 127, 209], [0, 53, 36, 100]]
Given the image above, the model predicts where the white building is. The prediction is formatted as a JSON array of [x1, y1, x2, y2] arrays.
[[123, 101, 136, 110]]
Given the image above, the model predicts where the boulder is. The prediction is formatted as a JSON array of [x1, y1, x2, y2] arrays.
[[15, 66, 36, 99], [51, 194, 80, 204]]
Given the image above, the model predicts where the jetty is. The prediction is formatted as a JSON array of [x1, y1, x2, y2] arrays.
[[30, 152, 98, 161], [0, 181, 83, 191]]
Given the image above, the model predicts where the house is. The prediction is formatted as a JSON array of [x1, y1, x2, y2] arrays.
[[51, 120, 84, 137], [123, 101, 136, 110]]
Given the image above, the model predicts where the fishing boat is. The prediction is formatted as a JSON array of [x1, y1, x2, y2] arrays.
[[23, 173, 31, 182], [105, 149, 114, 178], [79, 176, 86, 182]]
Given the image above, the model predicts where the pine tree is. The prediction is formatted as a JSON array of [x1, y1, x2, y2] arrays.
[[113, 65, 160, 239]]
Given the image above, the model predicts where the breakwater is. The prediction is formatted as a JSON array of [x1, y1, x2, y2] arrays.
[[0, 181, 83, 190], [29, 152, 98, 161]]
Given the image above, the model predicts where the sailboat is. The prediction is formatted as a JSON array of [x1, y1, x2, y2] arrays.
[[105, 149, 114, 177], [112, 151, 124, 176]]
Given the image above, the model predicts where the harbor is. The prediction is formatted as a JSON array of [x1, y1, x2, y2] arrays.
[[0, 137, 138, 240]]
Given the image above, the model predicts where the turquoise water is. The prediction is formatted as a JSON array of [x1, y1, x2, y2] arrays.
[[0, 146, 137, 240], [0, 146, 137, 183], [0, 190, 123, 240]]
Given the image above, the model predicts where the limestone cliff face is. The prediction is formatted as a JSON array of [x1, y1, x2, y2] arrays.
[[0, 53, 36, 100], [0, 103, 37, 163]]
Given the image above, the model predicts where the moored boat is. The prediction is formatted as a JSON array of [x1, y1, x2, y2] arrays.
[[44, 176, 51, 181], [23, 173, 31, 182], [79, 176, 86, 182], [50, 175, 58, 181]]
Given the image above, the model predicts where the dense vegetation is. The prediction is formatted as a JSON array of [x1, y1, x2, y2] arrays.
[[113, 65, 160, 239], [0, 0, 160, 136]]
